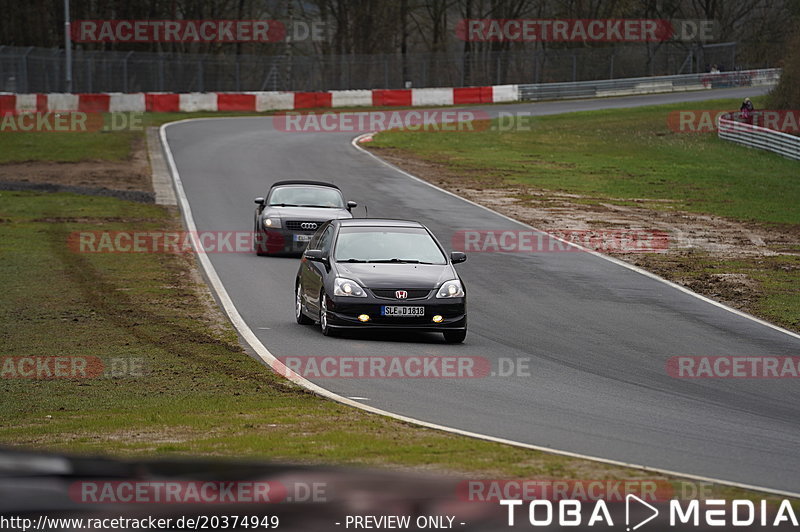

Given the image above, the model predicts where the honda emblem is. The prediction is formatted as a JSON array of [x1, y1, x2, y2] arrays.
[[395, 290, 408, 299]]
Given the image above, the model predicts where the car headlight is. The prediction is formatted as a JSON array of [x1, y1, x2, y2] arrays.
[[333, 278, 367, 297], [263, 217, 281, 229], [437, 279, 464, 298]]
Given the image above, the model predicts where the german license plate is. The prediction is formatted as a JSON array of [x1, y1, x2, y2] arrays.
[[381, 306, 424, 317], [294, 234, 312, 243]]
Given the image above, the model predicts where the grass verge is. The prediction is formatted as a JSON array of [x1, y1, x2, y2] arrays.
[[370, 96, 799, 224]]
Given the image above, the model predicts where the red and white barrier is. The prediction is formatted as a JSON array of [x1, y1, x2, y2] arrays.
[[0, 85, 519, 114]]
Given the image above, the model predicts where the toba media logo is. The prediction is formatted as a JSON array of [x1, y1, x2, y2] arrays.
[[500, 497, 798, 529]]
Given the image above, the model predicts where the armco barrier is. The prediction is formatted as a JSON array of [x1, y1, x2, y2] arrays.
[[718, 112, 800, 161], [518, 68, 780, 101], [0, 70, 780, 114]]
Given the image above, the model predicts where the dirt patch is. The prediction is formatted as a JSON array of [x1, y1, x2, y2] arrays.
[[369, 146, 800, 329], [0, 136, 151, 193]]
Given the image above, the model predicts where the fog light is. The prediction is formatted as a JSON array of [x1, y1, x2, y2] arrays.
[[432, 315, 443, 323], [358, 314, 370, 322]]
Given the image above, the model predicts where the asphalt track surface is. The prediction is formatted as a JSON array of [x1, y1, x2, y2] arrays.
[[163, 86, 800, 495]]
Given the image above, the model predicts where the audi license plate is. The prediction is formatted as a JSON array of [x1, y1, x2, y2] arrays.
[[381, 306, 424, 317], [294, 234, 312, 243]]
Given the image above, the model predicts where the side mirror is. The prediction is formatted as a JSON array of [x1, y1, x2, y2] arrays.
[[304, 249, 327, 263], [254, 197, 265, 205], [347, 200, 358, 211], [450, 251, 466, 264]]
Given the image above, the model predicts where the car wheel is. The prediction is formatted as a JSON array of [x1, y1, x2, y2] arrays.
[[295, 283, 312, 325], [319, 291, 338, 337], [443, 329, 467, 344]]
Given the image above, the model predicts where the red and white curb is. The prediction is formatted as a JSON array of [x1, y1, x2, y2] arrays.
[[0, 85, 518, 114]]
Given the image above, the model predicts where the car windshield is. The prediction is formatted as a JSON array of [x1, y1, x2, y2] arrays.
[[334, 227, 447, 265], [268, 186, 344, 208]]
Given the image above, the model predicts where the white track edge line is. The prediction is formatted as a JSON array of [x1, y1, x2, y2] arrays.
[[158, 117, 800, 500], [351, 134, 800, 342]]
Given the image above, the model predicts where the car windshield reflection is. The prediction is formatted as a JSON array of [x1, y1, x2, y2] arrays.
[[334, 227, 446, 265], [268, 186, 345, 208]]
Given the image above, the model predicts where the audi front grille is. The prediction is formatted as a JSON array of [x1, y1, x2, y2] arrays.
[[285, 221, 322, 231]]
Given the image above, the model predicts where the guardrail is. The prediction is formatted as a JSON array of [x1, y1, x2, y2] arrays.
[[519, 68, 781, 101], [718, 111, 800, 161]]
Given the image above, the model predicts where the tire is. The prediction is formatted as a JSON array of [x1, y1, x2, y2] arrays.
[[319, 291, 338, 337], [443, 329, 467, 344], [295, 283, 312, 325]]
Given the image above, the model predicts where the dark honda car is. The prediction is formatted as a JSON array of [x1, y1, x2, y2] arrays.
[[253, 180, 357, 255], [295, 219, 467, 343]]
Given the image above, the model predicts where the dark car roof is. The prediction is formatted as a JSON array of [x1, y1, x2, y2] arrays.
[[269, 180, 340, 190], [337, 219, 424, 228]]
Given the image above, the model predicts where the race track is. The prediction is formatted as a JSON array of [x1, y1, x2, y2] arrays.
[[162, 86, 800, 495]]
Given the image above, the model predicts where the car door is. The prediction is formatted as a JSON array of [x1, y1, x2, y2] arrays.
[[301, 224, 332, 313], [305, 224, 334, 315]]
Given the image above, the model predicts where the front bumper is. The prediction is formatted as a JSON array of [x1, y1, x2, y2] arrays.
[[325, 294, 466, 331], [256, 228, 315, 254]]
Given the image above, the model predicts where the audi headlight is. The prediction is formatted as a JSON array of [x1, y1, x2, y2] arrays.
[[437, 279, 464, 298], [333, 278, 367, 297], [263, 217, 281, 229]]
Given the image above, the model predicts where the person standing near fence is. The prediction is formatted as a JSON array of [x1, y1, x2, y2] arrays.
[[740, 97, 754, 124]]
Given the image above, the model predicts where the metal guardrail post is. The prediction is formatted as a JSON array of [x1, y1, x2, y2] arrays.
[[718, 111, 800, 161], [123, 51, 133, 93], [21, 46, 33, 93]]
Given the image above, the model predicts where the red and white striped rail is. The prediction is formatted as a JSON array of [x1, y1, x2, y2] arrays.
[[0, 85, 518, 114]]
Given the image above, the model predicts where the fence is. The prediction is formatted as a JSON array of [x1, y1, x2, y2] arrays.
[[718, 111, 800, 161], [519, 68, 780, 101], [0, 42, 744, 93]]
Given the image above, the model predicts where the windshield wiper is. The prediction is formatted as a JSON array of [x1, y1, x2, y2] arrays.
[[298, 204, 338, 208], [338, 258, 368, 263], [268, 203, 300, 207], [367, 258, 433, 264]]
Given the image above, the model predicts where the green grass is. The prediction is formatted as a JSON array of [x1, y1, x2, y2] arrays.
[[634, 252, 800, 330], [0, 130, 139, 163], [0, 112, 258, 163], [371, 96, 800, 224]]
